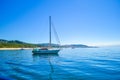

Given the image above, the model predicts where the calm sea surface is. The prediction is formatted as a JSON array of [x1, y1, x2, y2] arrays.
[[0, 47, 120, 80]]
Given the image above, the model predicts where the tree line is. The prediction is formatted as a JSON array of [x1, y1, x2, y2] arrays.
[[0, 39, 37, 48]]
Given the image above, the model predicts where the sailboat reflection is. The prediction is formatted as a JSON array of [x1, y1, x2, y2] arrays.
[[32, 53, 59, 80]]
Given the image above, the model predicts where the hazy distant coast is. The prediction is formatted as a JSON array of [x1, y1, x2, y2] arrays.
[[0, 39, 96, 49]]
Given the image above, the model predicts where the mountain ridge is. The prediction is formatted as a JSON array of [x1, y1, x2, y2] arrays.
[[0, 39, 95, 48]]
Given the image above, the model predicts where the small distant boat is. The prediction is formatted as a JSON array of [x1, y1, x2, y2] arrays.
[[32, 16, 60, 54], [20, 48, 24, 50]]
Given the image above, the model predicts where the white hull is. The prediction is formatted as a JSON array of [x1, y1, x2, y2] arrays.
[[32, 49, 60, 54]]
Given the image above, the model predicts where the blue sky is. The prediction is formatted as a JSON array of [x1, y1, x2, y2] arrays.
[[0, 0, 120, 46]]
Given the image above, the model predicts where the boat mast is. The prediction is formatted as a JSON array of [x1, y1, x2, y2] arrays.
[[49, 16, 51, 47]]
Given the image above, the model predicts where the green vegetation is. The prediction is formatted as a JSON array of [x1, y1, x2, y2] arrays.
[[0, 39, 93, 48], [0, 39, 37, 48]]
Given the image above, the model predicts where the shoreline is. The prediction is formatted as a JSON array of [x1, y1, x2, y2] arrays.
[[0, 48, 33, 50]]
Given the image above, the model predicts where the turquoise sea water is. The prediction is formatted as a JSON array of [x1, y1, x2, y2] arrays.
[[0, 47, 120, 80]]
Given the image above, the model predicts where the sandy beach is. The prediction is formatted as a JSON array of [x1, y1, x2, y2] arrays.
[[0, 48, 33, 50]]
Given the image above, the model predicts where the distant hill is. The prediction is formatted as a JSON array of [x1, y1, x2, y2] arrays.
[[0, 39, 37, 48], [37, 43, 59, 47], [0, 39, 95, 48], [60, 44, 93, 48], [37, 43, 93, 48]]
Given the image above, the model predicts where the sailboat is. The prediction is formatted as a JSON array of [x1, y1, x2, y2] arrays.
[[32, 16, 60, 54]]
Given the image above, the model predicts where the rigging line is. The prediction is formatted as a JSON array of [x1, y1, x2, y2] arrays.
[[51, 21, 61, 45]]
